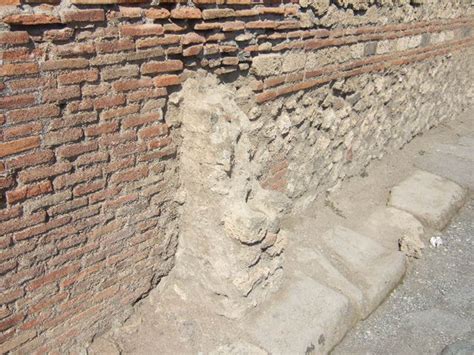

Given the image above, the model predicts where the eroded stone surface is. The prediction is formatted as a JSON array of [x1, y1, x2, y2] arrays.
[[319, 226, 406, 317], [363, 207, 426, 257], [166, 74, 287, 319], [245, 275, 353, 355], [388, 170, 467, 230]]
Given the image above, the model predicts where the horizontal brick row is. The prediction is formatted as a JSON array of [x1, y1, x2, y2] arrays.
[[255, 36, 474, 103]]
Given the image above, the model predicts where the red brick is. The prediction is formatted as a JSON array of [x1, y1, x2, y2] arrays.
[[0, 308, 11, 320], [0, 329, 36, 353], [0, 94, 35, 110], [100, 104, 139, 120], [120, 24, 164, 37], [99, 131, 136, 147], [256, 90, 277, 103], [194, 23, 222, 31], [6, 104, 59, 124], [122, 112, 162, 129], [57, 233, 86, 250], [0, 211, 45, 235], [181, 32, 206, 45], [0, 136, 40, 158], [183, 45, 203, 57], [171, 7, 202, 19], [140, 146, 176, 161], [104, 193, 138, 209], [66, 100, 94, 113], [83, 83, 110, 97], [6, 181, 52, 205], [43, 28, 74, 42], [61, 9, 105, 23], [110, 142, 146, 158], [43, 86, 81, 103], [154, 75, 181, 87], [48, 197, 88, 217], [73, 180, 105, 197], [222, 21, 245, 32], [0, 176, 14, 189], [18, 162, 72, 184], [3, 122, 42, 140], [246, 21, 277, 29], [136, 35, 180, 49], [222, 57, 239, 65], [0, 313, 24, 332], [76, 151, 109, 167], [94, 95, 125, 110], [207, 33, 226, 42], [219, 45, 238, 53], [53, 166, 102, 190], [60, 262, 102, 288], [138, 124, 168, 139], [44, 127, 83, 146], [27, 264, 80, 291], [55, 43, 95, 57], [3, 14, 61, 25], [234, 9, 259, 16], [112, 78, 154, 92], [96, 39, 135, 53], [30, 291, 68, 314], [56, 141, 98, 159], [0, 32, 29, 45], [6, 150, 54, 170], [0, 63, 39, 77], [110, 166, 148, 185], [7, 77, 55, 92], [116, 6, 143, 18], [0, 289, 24, 306], [47, 243, 97, 268], [145, 8, 170, 19], [0, 207, 21, 223], [89, 186, 121, 204], [202, 8, 234, 20], [0, 47, 42, 63], [58, 69, 99, 85], [14, 215, 71, 241], [141, 60, 183, 74], [0, 260, 18, 276], [203, 44, 219, 55], [128, 88, 167, 102], [84, 122, 118, 136], [40, 58, 89, 71]]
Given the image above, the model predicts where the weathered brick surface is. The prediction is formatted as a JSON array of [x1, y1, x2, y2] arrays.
[[0, 0, 473, 352]]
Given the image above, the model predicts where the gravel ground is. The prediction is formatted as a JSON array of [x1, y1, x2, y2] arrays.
[[333, 199, 474, 355]]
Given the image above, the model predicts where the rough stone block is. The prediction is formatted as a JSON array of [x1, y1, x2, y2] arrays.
[[388, 170, 467, 230]]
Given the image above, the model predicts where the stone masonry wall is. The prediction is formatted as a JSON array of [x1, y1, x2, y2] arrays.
[[0, 0, 473, 352]]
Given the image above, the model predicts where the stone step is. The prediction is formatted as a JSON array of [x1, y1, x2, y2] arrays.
[[388, 170, 467, 230], [318, 226, 406, 318], [362, 207, 426, 258], [242, 225, 406, 354], [243, 274, 354, 355]]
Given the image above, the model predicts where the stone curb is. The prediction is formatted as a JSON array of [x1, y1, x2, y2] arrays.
[[241, 170, 468, 355]]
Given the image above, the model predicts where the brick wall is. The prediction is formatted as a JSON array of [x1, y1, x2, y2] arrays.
[[0, 0, 473, 352]]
